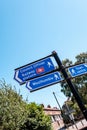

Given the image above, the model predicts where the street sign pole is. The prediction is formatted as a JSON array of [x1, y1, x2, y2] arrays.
[[52, 51, 87, 121]]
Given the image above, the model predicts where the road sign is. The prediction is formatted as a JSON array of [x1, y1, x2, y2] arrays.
[[68, 63, 87, 77], [14, 57, 55, 84], [26, 72, 63, 92]]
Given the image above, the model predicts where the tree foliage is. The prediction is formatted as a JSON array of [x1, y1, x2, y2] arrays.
[[61, 52, 87, 100], [0, 80, 52, 130], [61, 52, 87, 119], [0, 80, 27, 130], [21, 103, 52, 130]]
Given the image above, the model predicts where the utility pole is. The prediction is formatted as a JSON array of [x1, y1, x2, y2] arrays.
[[53, 92, 66, 128], [65, 102, 78, 129], [53, 92, 62, 111], [52, 51, 87, 121]]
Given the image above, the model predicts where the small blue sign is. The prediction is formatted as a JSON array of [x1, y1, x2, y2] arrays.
[[68, 63, 87, 77], [14, 57, 55, 84], [26, 72, 63, 92]]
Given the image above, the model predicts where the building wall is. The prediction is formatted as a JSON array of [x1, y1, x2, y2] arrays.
[[44, 107, 64, 130]]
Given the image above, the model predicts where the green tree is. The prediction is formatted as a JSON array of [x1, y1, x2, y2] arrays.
[[61, 52, 87, 100], [0, 80, 53, 130], [21, 102, 52, 130], [60, 59, 73, 97], [61, 52, 87, 118], [0, 80, 27, 130]]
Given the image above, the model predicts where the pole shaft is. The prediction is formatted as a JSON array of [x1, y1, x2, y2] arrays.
[[53, 92, 62, 111], [53, 92, 66, 127]]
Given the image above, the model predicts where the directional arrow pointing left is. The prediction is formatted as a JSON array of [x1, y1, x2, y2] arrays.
[[26, 72, 63, 92], [14, 70, 23, 84], [14, 57, 55, 84]]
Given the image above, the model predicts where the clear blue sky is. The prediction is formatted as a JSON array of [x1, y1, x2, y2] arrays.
[[0, 0, 87, 108]]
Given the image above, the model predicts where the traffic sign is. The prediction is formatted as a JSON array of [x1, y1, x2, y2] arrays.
[[14, 57, 55, 84], [26, 72, 63, 92], [68, 63, 87, 77]]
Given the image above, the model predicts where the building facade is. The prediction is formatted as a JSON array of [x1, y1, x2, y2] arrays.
[[44, 107, 64, 130]]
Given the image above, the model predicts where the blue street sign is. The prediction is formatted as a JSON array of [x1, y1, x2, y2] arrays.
[[26, 72, 63, 92], [68, 63, 87, 77], [14, 57, 55, 84]]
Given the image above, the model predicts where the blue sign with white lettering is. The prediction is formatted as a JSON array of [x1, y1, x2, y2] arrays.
[[26, 72, 63, 92], [14, 57, 55, 84], [68, 63, 87, 77]]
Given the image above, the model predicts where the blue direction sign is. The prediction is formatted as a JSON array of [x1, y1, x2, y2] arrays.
[[14, 57, 55, 84], [26, 72, 63, 92], [68, 63, 87, 77]]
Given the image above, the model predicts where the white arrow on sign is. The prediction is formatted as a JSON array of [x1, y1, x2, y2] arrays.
[[26, 82, 32, 90], [14, 70, 23, 83]]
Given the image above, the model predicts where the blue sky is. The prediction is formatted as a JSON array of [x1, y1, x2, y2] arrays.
[[0, 0, 87, 108]]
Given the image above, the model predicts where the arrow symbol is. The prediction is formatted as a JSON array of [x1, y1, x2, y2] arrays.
[[14, 70, 23, 83], [26, 82, 32, 90]]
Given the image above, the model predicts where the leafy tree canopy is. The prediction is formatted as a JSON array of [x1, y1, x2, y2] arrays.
[[21, 102, 52, 130], [0, 80, 52, 130], [61, 52, 87, 119], [61, 52, 87, 101]]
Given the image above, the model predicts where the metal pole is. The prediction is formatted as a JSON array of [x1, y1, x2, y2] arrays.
[[65, 102, 78, 129], [53, 92, 67, 128], [52, 51, 87, 121], [53, 92, 62, 111]]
